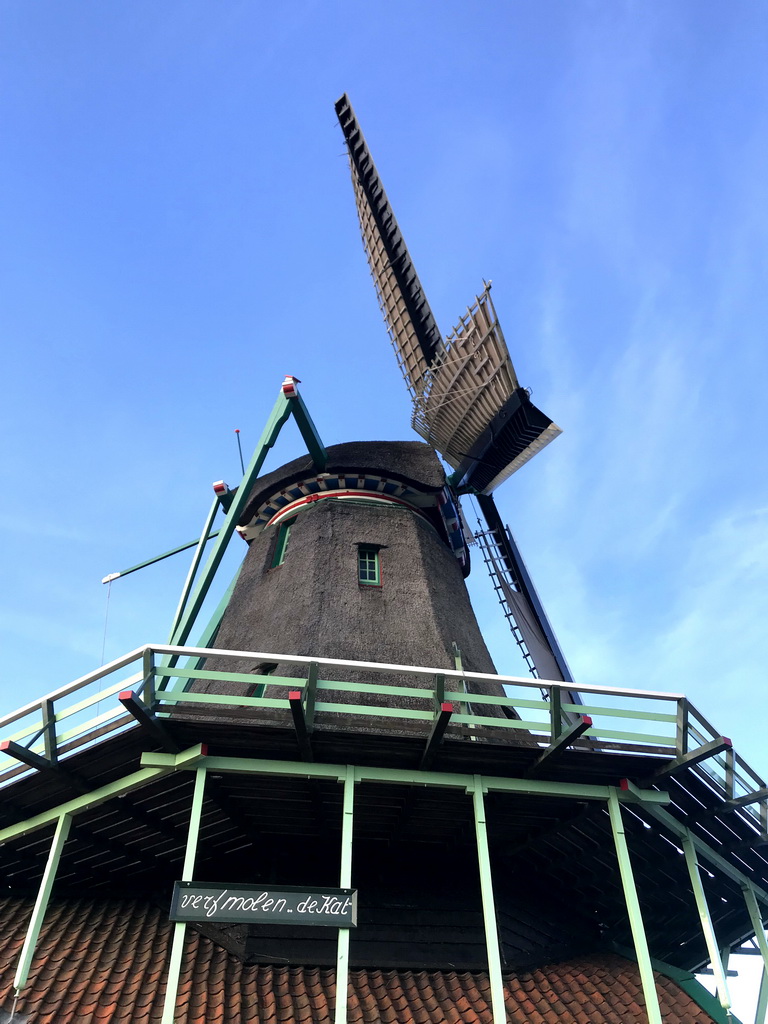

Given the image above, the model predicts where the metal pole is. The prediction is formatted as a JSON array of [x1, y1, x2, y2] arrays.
[[471, 776, 506, 1024], [13, 812, 72, 995], [681, 833, 731, 1010], [606, 790, 662, 1024], [335, 765, 355, 1024], [161, 766, 207, 1024], [741, 884, 768, 1024]]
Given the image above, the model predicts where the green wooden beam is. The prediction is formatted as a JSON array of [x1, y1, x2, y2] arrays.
[[169, 389, 294, 648], [607, 789, 663, 1024], [290, 389, 328, 470], [471, 776, 506, 1024], [161, 766, 207, 1024], [101, 531, 220, 585], [681, 833, 731, 1010], [334, 765, 355, 1024], [741, 884, 768, 1024], [757, 971, 768, 1024], [168, 496, 221, 643], [13, 813, 72, 994], [139, 751, 672, 805], [651, 736, 732, 782]]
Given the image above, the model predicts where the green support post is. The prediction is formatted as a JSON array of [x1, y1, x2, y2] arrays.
[[681, 833, 731, 1011], [452, 645, 467, 716], [290, 391, 328, 470], [335, 765, 355, 1024], [161, 766, 207, 1024], [169, 391, 294, 649], [757, 973, 768, 1024], [675, 698, 689, 756], [13, 813, 72, 995], [741, 884, 768, 1024], [550, 685, 563, 741], [471, 777, 507, 1024], [142, 648, 156, 707], [606, 789, 663, 1024], [41, 698, 57, 764], [305, 661, 318, 732], [168, 496, 221, 643]]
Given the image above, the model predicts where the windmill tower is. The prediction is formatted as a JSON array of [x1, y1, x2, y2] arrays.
[[0, 96, 767, 1024]]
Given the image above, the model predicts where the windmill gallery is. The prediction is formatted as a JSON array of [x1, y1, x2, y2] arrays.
[[0, 96, 767, 1024]]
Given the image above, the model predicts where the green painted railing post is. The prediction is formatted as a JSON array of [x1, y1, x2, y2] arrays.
[[675, 699, 689, 756], [334, 765, 355, 1024], [606, 790, 662, 1024], [550, 686, 563, 741], [305, 662, 318, 733], [433, 674, 445, 712], [168, 496, 221, 644], [471, 776, 507, 1024], [741, 884, 768, 1024], [143, 648, 156, 708], [161, 766, 207, 1024], [681, 832, 731, 1011], [41, 698, 57, 764], [13, 812, 72, 996], [724, 748, 735, 801]]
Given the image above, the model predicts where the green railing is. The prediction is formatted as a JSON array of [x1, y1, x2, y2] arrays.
[[0, 644, 765, 832]]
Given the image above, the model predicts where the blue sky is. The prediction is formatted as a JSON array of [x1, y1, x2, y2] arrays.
[[1, 1, 767, 1013]]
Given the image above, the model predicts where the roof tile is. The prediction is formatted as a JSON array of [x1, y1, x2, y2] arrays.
[[0, 897, 719, 1023]]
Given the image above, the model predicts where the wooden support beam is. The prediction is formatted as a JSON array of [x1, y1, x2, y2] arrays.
[[118, 691, 181, 753], [288, 691, 313, 762], [420, 702, 453, 770], [650, 736, 732, 783], [525, 715, 592, 778], [0, 740, 88, 794], [0, 739, 53, 774]]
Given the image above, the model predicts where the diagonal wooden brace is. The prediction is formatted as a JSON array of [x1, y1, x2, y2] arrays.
[[0, 739, 88, 794], [119, 691, 181, 753], [0, 738, 54, 773], [289, 691, 313, 763], [420, 702, 454, 770], [651, 736, 732, 783], [526, 715, 592, 778]]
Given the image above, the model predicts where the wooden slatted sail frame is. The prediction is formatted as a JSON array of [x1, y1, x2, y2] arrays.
[[413, 286, 562, 493], [335, 93, 560, 497]]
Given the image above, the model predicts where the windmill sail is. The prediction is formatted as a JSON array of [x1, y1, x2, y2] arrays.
[[335, 94, 443, 397], [335, 92, 560, 495]]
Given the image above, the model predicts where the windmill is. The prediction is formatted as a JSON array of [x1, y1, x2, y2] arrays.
[[0, 94, 767, 1024], [335, 94, 578, 692]]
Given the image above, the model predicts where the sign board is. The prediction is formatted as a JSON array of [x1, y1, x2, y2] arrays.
[[170, 881, 357, 927]]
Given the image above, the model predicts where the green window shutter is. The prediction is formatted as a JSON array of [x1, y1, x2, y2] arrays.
[[358, 546, 380, 586], [271, 518, 295, 568]]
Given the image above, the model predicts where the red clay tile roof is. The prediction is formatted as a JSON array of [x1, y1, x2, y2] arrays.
[[0, 897, 716, 1023]]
